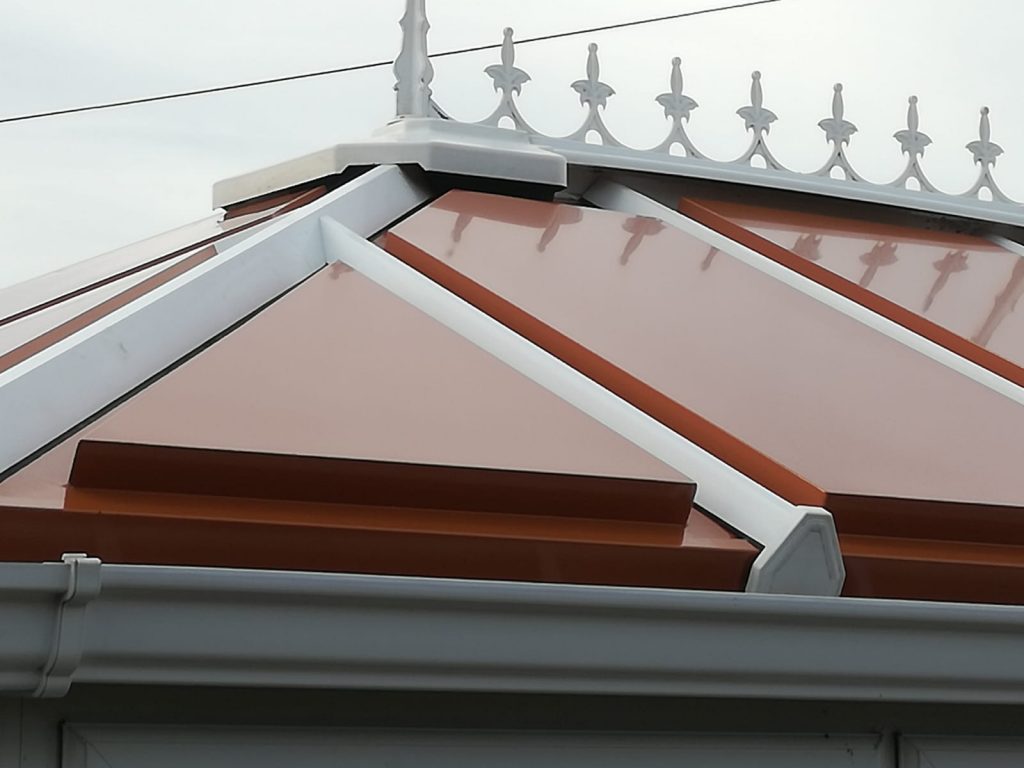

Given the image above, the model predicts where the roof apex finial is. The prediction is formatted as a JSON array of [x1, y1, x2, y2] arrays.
[[394, 0, 434, 118]]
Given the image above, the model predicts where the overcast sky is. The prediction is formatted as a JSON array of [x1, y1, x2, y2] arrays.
[[1, 0, 1022, 289]]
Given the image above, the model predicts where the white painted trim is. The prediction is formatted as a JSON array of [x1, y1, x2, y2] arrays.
[[319, 217, 844, 596], [989, 233, 1024, 258], [214, 119, 566, 208], [3, 560, 1024, 702], [584, 178, 1024, 407], [0, 166, 432, 476]]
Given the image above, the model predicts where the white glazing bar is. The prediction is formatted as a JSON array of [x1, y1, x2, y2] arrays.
[[319, 212, 844, 597], [0, 166, 432, 476], [990, 233, 1024, 259], [584, 177, 1024, 407]]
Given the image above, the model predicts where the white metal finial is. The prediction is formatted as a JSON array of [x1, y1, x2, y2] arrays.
[[654, 57, 703, 158], [891, 95, 938, 192], [573, 44, 614, 109], [567, 43, 620, 146], [967, 106, 1003, 166], [480, 27, 535, 131], [737, 71, 777, 135], [964, 106, 1010, 202], [819, 84, 857, 145], [736, 71, 782, 169], [394, 0, 434, 118], [814, 83, 861, 180], [656, 58, 697, 123], [894, 96, 931, 157]]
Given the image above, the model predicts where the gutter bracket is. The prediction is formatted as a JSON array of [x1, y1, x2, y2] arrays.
[[33, 553, 102, 698]]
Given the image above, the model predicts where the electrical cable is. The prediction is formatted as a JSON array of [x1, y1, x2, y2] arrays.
[[0, 0, 780, 125]]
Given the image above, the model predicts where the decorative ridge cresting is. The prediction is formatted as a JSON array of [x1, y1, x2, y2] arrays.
[[473, 27, 1015, 206], [216, 0, 1021, 219]]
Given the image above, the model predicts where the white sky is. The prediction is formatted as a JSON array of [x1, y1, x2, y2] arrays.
[[1, 0, 1022, 288]]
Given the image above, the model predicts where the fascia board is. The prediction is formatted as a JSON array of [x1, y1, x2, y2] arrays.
[[3, 561, 1024, 703], [319, 217, 843, 597], [0, 166, 432, 476]]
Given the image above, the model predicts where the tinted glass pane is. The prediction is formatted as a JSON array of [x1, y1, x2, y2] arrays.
[[385, 191, 1024, 517], [680, 197, 1024, 384], [0, 265, 754, 589]]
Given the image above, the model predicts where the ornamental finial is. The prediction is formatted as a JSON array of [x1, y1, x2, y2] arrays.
[[967, 106, 1003, 166], [894, 95, 931, 157], [394, 0, 434, 118], [818, 83, 857, 145], [737, 71, 777, 134]]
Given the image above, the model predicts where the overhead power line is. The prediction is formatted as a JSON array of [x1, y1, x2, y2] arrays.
[[0, 0, 781, 126]]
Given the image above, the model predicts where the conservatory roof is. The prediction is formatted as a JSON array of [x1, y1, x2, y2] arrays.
[[1, 0, 1023, 605]]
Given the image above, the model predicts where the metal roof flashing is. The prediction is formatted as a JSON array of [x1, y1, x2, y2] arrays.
[[215, 0, 1024, 229]]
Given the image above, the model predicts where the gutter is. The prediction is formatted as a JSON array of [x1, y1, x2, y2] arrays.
[[4, 557, 1024, 703]]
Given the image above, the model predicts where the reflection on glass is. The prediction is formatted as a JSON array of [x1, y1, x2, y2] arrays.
[[538, 206, 584, 253], [446, 211, 475, 258], [701, 246, 719, 272], [973, 257, 1024, 347], [858, 241, 899, 288], [444, 203, 588, 258], [619, 216, 666, 265], [923, 250, 969, 313], [792, 233, 823, 262], [681, 196, 1024, 370]]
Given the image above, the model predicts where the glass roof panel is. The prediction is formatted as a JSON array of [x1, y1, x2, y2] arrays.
[[385, 191, 1024, 517], [679, 196, 1024, 386], [0, 264, 754, 589]]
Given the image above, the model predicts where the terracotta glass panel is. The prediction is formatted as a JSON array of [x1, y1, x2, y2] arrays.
[[0, 264, 757, 590], [383, 191, 1024, 522], [0, 187, 326, 374], [0, 186, 323, 328], [82, 264, 689, 492], [679, 196, 1024, 386]]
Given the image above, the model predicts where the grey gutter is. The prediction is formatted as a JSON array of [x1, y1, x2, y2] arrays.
[[2, 557, 1024, 703]]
